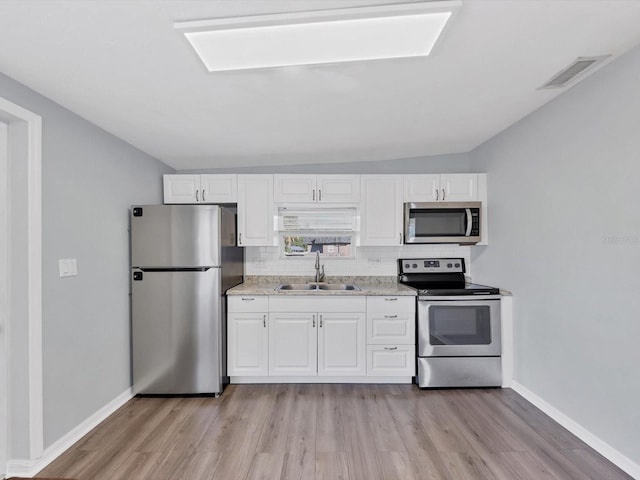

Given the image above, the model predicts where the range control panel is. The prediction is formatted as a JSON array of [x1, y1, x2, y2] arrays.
[[399, 258, 466, 274]]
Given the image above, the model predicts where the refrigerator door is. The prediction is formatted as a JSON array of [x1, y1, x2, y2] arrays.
[[131, 268, 223, 394], [131, 205, 221, 268]]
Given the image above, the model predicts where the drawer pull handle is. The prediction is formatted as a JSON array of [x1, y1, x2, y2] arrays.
[[312, 314, 316, 328], [263, 315, 266, 328], [241, 297, 255, 301], [384, 347, 398, 351], [384, 298, 398, 301], [384, 315, 398, 319], [319, 314, 323, 328]]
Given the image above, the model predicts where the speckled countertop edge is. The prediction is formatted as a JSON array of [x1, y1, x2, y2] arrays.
[[227, 276, 417, 296]]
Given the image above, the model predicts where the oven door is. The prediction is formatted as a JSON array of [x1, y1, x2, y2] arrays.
[[418, 298, 501, 356]]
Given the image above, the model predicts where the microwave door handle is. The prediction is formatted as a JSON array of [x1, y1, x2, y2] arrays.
[[465, 208, 472, 236]]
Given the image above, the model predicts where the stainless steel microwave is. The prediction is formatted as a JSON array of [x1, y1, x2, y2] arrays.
[[404, 202, 481, 244]]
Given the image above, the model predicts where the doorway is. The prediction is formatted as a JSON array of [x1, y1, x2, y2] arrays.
[[0, 97, 43, 476], [0, 120, 8, 478]]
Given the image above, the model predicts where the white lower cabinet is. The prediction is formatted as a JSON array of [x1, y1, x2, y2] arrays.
[[365, 296, 416, 377], [227, 296, 269, 376], [228, 294, 414, 382], [268, 313, 317, 376], [318, 312, 366, 376]]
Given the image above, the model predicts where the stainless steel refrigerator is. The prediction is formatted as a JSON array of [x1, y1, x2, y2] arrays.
[[130, 204, 243, 395]]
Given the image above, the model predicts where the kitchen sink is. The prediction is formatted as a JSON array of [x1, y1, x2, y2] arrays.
[[275, 283, 317, 291], [275, 283, 361, 292], [317, 283, 360, 290]]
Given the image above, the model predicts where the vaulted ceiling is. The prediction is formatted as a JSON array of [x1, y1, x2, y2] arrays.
[[1, 0, 640, 170]]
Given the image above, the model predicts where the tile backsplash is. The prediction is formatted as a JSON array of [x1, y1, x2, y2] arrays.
[[245, 245, 472, 278]]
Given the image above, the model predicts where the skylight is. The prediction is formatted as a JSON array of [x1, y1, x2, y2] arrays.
[[174, 1, 460, 72]]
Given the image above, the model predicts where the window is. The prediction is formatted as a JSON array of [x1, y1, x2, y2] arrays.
[[282, 234, 353, 258], [277, 207, 357, 259]]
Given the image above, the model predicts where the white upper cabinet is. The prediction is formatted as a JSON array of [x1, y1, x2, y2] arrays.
[[404, 174, 478, 202], [237, 174, 274, 246], [163, 174, 201, 204], [360, 175, 404, 246], [274, 174, 360, 203], [163, 174, 237, 204], [200, 174, 237, 203]]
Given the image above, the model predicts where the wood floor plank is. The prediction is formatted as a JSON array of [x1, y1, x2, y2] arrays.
[[316, 384, 347, 453], [36, 385, 632, 480], [315, 452, 350, 480]]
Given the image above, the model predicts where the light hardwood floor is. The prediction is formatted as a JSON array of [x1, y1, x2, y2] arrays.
[[38, 385, 631, 480]]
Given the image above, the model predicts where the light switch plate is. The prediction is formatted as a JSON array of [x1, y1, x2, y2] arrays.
[[59, 258, 77, 277]]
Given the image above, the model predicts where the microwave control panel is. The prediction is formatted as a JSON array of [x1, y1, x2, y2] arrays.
[[399, 258, 466, 274]]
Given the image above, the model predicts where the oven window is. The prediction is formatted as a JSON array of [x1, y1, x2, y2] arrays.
[[411, 209, 467, 236], [429, 305, 491, 345]]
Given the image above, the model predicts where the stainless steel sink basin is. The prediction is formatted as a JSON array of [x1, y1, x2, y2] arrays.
[[275, 283, 361, 292], [317, 284, 360, 291], [275, 283, 317, 291]]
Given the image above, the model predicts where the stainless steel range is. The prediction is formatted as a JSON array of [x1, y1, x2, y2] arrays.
[[398, 258, 502, 388]]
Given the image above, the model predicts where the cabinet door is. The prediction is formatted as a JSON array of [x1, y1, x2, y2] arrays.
[[227, 312, 268, 376], [404, 174, 439, 202], [274, 174, 316, 203], [268, 313, 317, 376], [237, 175, 274, 246], [163, 174, 200, 204], [318, 312, 366, 376], [360, 175, 403, 246], [316, 175, 360, 203], [440, 174, 478, 202], [201, 174, 237, 203]]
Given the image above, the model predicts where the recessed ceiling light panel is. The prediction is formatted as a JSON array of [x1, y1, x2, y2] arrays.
[[175, 1, 461, 72]]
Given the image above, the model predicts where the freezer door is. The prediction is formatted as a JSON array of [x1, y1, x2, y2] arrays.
[[131, 205, 221, 267], [131, 268, 223, 394]]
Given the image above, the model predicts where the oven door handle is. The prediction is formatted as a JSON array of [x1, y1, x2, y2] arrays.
[[465, 208, 472, 237]]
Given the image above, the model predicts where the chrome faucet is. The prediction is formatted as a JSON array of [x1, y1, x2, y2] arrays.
[[314, 251, 325, 283]]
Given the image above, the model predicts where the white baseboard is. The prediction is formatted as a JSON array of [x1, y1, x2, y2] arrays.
[[6, 387, 133, 478], [511, 381, 640, 479]]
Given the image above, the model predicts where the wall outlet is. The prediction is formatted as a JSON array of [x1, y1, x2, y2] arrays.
[[367, 258, 381, 268], [58, 258, 77, 277]]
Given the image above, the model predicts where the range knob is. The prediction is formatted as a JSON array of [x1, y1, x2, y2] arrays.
[[447, 263, 453, 268], [412, 263, 418, 268], [455, 263, 461, 268], [404, 263, 410, 268]]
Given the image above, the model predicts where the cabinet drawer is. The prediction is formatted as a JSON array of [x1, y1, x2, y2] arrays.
[[228, 295, 269, 312], [366, 296, 414, 314], [367, 345, 415, 376], [367, 313, 415, 344]]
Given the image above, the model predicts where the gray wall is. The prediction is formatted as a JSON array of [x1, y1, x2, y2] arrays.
[[469, 46, 640, 463], [0, 72, 173, 455], [180, 152, 471, 174]]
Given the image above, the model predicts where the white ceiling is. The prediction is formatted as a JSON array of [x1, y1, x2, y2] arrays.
[[1, 0, 640, 171]]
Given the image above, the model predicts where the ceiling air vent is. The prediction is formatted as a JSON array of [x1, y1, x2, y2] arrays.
[[539, 55, 611, 89]]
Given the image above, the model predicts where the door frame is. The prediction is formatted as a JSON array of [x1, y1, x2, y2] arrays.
[[0, 97, 43, 467]]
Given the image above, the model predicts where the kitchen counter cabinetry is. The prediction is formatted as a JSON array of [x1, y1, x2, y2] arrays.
[[366, 296, 415, 376], [274, 174, 360, 203], [227, 296, 269, 376], [227, 291, 413, 383], [163, 174, 237, 204]]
